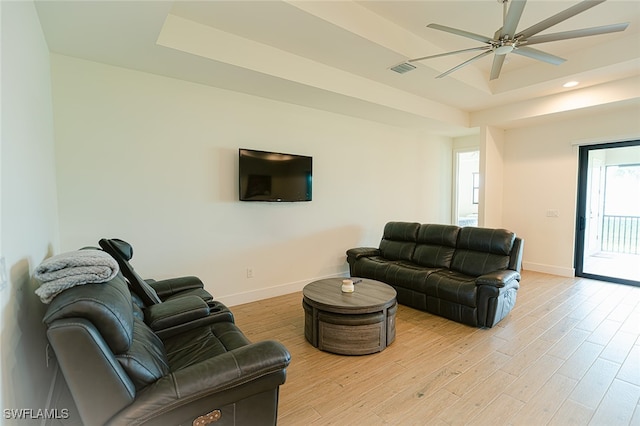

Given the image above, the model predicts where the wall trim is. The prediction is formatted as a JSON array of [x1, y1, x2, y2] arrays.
[[523, 262, 575, 277], [571, 134, 640, 146], [219, 272, 348, 307]]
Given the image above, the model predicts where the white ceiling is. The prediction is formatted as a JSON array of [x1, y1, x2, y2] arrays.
[[35, 0, 640, 136]]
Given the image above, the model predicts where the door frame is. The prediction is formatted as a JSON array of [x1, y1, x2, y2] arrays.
[[575, 139, 640, 287], [451, 148, 479, 226]]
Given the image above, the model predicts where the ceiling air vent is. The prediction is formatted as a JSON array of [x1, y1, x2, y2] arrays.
[[390, 63, 416, 74]]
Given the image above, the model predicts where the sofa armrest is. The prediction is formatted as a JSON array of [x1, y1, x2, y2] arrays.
[[144, 295, 210, 331], [476, 270, 521, 288], [171, 340, 291, 394], [149, 276, 204, 298], [346, 247, 380, 260], [108, 340, 291, 424]]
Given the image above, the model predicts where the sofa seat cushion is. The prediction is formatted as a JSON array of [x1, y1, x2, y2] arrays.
[[163, 321, 251, 371], [385, 262, 440, 292], [425, 270, 477, 307]]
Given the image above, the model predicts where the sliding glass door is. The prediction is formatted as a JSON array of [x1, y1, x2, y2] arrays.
[[575, 140, 640, 286]]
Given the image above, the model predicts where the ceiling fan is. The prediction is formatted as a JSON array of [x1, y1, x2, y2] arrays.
[[408, 0, 629, 80]]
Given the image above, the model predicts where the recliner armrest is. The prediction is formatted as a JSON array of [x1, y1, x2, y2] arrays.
[[476, 270, 520, 288], [346, 247, 380, 260], [172, 340, 291, 393], [149, 276, 204, 298], [144, 295, 209, 331], [148, 298, 236, 339], [107, 340, 291, 425]]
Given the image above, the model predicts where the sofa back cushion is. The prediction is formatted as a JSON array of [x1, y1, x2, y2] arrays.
[[378, 222, 420, 261], [44, 273, 170, 391], [451, 227, 516, 276], [117, 318, 171, 391], [44, 273, 136, 354], [412, 224, 460, 268]]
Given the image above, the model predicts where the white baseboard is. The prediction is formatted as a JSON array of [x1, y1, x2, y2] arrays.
[[219, 272, 348, 307], [523, 261, 575, 277]]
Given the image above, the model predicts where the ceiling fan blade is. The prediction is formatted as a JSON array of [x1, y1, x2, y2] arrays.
[[525, 22, 629, 45], [516, 0, 606, 39], [409, 46, 491, 63], [501, 0, 527, 38], [436, 49, 494, 78], [490, 55, 506, 80], [512, 46, 566, 65], [427, 23, 493, 44]]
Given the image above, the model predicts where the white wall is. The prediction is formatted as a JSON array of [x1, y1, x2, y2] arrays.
[[453, 134, 479, 151], [480, 126, 505, 228], [502, 105, 640, 276], [1, 0, 60, 418], [51, 54, 453, 306]]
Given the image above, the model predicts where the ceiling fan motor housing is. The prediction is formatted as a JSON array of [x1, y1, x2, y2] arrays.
[[494, 43, 515, 55]]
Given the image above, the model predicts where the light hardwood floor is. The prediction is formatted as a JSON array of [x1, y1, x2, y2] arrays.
[[231, 271, 640, 426]]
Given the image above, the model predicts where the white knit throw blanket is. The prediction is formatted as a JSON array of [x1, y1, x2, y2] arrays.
[[34, 250, 119, 304]]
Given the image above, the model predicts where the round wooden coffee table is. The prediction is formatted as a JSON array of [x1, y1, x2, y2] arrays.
[[302, 278, 397, 355]]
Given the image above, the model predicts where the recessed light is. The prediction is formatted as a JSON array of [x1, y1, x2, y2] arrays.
[[563, 81, 579, 88]]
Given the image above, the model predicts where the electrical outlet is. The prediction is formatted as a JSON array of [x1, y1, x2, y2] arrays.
[[546, 209, 559, 218], [246, 268, 253, 279]]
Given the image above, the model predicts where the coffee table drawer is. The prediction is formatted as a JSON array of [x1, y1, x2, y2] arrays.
[[318, 311, 385, 355], [302, 278, 397, 355]]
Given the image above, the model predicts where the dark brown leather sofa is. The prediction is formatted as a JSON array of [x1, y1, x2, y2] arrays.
[[43, 269, 291, 425], [347, 222, 524, 328]]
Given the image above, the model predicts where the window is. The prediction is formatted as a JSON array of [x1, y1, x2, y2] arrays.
[[472, 172, 479, 205]]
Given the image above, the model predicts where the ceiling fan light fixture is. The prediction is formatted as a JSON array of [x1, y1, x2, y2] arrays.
[[494, 44, 514, 55]]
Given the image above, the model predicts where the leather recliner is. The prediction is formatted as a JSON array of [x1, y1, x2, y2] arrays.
[[98, 238, 234, 323], [43, 271, 291, 426]]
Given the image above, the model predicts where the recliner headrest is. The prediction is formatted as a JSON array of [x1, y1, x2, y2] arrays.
[[456, 227, 515, 255], [383, 222, 420, 242], [417, 224, 460, 247], [98, 238, 162, 306], [101, 238, 134, 261]]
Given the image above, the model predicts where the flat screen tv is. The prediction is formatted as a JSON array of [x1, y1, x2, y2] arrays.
[[239, 149, 312, 202]]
